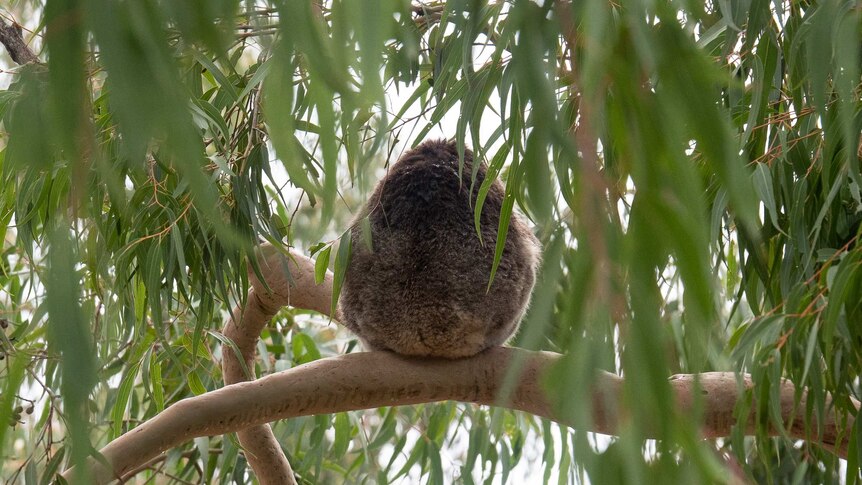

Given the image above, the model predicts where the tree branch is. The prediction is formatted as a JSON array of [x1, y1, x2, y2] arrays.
[[61, 245, 859, 483], [219, 245, 337, 483], [0, 15, 39, 65], [63, 348, 857, 483], [219, 245, 335, 484]]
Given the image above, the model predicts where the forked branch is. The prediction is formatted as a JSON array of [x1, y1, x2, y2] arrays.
[[61, 245, 858, 483], [218, 245, 331, 485]]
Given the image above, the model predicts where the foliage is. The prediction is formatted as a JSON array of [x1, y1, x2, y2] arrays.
[[0, 0, 860, 483]]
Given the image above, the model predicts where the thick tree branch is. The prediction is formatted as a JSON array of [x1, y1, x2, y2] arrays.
[[61, 244, 859, 483], [0, 16, 39, 65], [64, 348, 856, 484]]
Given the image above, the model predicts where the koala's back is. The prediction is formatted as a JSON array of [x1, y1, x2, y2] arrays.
[[339, 140, 540, 358]]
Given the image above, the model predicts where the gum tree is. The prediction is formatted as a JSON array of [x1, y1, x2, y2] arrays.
[[0, 1, 860, 483]]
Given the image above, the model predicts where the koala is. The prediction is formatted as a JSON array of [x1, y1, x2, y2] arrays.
[[338, 139, 541, 358]]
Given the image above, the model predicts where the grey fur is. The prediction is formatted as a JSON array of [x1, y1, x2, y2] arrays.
[[338, 140, 541, 358]]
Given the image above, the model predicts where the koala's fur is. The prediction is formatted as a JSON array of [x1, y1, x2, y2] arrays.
[[338, 140, 541, 358]]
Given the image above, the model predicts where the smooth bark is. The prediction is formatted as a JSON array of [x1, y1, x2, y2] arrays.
[[61, 246, 859, 483], [220, 246, 334, 485], [64, 347, 856, 483]]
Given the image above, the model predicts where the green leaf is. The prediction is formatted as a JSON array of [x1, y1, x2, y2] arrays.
[[752, 163, 782, 234], [110, 361, 142, 439], [187, 371, 208, 396], [237, 57, 273, 100], [45, 221, 97, 478], [207, 330, 252, 381], [332, 412, 351, 458], [150, 354, 165, 413], [0, 350, 28, 454], [314, 245, 332, 285], [428, 440, 444, 485], [292, 332, 321, 364], [331, 230, 352, 316]]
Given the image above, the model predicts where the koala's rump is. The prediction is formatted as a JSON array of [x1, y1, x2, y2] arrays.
[[340, 214, 531, 358]]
